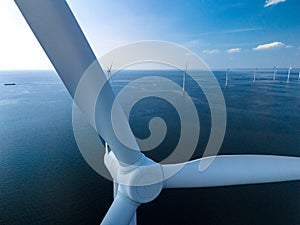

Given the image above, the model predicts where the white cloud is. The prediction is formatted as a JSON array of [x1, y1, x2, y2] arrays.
[[253, 42, 285, 50], [183, 39, 203, 49], [202, 49, 219, 54], [226, 48, 241, 53], [264, 0, 287, 7], [198, 28, 262, 37]]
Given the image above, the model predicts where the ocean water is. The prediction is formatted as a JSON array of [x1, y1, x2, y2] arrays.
[[0, 69, 299, 225]]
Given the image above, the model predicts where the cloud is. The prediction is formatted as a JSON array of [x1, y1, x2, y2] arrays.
[[253, 42, 286, 50], [202, 49, 220, 54], [264, 0, 287, 7], [183, 39, 202, 48], [198, 27, 261, 37], [226, 48, 241, 53], [223, 28, 262, 34]]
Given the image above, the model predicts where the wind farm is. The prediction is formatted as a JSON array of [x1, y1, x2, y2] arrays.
[[223, 66, 300, 88], [12, 1, 300, 225], [1, 0, 300, 225]]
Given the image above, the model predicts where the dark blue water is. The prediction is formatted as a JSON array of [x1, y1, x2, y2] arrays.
[[0, 70, 299, 225]]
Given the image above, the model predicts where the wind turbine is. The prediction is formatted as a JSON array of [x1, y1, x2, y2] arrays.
[[105, 61, 113, 153], [225, 68, 229, 88], [273, 65, 277, 80], [287, 65, 292, 83], [107, 63, 113, 79], [253, 67, 257, 84], [182, 61, 187, 95], [14, 1, 300, 225]]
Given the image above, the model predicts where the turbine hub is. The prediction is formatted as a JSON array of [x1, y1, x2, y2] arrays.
[[105, 151, 164, 204]]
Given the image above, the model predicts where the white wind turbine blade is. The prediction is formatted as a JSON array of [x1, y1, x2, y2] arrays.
[[109, 156, 136, 225], [14, 0, 143, 166], [129, 216, 137, 225], [101, 193, 140, 225], [163, 155, 300, 188]]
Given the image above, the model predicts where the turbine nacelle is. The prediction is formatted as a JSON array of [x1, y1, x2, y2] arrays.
[[104, 151, 163, 204]]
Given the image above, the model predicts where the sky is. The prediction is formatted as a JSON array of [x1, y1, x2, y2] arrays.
[[1, 0, 300, 70]]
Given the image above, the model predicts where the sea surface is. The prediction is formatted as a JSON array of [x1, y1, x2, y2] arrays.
[[0, 69, 300, 225]]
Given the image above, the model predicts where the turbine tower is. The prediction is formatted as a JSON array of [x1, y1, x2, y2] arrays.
[[287, 65, 292, 83], [14, 1, 300, 224], [253, 67, 257, 84], [225, 68, 230, 88], [273, 65, 277, 80], [182, 61, 188, 95]]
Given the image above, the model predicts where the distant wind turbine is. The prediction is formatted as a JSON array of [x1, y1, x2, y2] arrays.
[[253, 67, 257, 84], [287, 65, 292, 83], [273, 66, 277, 80], [225, 68, 230, 88], [182, 61, 188, 95], [104, 56, 112, 152], [107, 63, 113, 79]]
